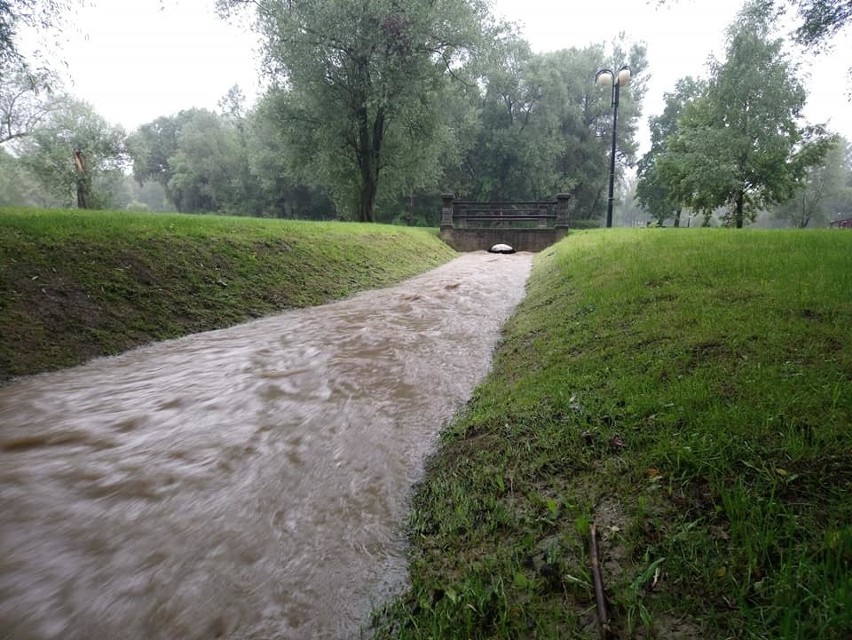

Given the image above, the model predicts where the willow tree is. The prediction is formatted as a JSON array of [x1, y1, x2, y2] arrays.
[[1, 0, 75, 68], [0, 65, 62, 144], [14, 99, 126, 209], [219, 0, 488, 222]]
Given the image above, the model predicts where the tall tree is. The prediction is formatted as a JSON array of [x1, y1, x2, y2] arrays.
[[458, 33, 552, 201], [128, 109, 232, 211], [127, 111, 191, 203], [218, 0, 489, 222], [660, 1, 831, 227], [636, 77, 705, 226], [128, 103, 332, 218], [13, 98, 127, 208], [130, 108, 251, 214], [559, 39, 647, 221]]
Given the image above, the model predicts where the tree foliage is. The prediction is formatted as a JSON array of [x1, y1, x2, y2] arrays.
[[126, 95, 333, 218], [770, 135, 852, 226], [129, 108, 243, 214], [3, 1, 648, 223], [648, 1, 832, 227], [12, 98, 127, 208], [0, 146, 43, 205], [1, 62, 62, 144], [218, 0, 489, 221], [636, 77, 704, 226], [792, 0, 852, 48], [0, 0, 73, 68], [422, 34, 647, 222], [128, 109, 202, 206], [165, 109, 245, 213], [247, 91, 335, 218]]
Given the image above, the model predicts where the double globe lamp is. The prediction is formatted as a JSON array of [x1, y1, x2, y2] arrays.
[[595, 65, 631, 228]]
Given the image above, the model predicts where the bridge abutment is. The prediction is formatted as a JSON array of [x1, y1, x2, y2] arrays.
[[439, 194, 571, 252]]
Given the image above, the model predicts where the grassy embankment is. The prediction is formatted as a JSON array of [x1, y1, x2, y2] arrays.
[[0, 207, 456, 382], [373, 229, 851, 639]]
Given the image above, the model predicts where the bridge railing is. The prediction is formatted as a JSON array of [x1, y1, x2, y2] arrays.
[[441, 194, 570, 230]]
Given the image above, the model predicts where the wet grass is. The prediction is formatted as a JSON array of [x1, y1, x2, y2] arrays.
[[371, 229, 851, 639], [0, 207, 456, 382]]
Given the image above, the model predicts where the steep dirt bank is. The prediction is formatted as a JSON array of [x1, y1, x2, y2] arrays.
[[0, 208, 456, 382]]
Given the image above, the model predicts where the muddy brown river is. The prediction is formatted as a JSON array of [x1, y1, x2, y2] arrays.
[[0, 252, 532, 640]]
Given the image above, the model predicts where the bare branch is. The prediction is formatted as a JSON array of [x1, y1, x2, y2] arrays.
[[589, 522, 612, 639]]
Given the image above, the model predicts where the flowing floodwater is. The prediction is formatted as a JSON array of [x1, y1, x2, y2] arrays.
[[0, 252, 532, 640]]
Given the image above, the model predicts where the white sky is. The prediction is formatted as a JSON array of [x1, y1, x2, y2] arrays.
[[20, 0, 852, 153], [491, 0, 852, 149]]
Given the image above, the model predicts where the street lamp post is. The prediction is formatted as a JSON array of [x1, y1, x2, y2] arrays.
[[595, 65, 631, 228]]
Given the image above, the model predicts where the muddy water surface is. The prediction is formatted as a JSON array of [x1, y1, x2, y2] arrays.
[[0, 252, 532, 640]]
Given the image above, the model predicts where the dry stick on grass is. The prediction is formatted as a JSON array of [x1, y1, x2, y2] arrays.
[[589, 522, 612, 639]]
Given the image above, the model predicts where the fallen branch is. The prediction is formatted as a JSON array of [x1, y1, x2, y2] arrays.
[[589, 521, 611, 638]]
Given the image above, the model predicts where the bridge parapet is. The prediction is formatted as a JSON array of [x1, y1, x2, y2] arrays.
[[440, 194, 570, 252]]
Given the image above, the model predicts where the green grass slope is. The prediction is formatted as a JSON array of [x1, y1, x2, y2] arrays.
[[0, 208, 456, 382], [373, 229, 851, 639]]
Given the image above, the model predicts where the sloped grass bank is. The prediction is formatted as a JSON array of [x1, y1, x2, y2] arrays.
[[373, 229, 851, 639], [0, 208, 456, 382]]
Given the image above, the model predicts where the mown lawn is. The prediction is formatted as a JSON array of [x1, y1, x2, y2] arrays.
[[372, 229, 851, 639], [0, 207, 456, 382]]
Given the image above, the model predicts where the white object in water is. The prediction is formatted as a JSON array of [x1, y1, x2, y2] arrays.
[[489, 243, 515, 254]]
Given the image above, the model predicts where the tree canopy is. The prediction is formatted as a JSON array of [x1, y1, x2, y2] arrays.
[[2, 1, 649, 223], [635, 77, 704, 226], [441, 35, 647, 221], [11, 98, 126, 208], [639, 1, 832, 227], [792, 0, 852, 48], [0, 0, 73, 68], [0, 64, 62, 144], [769, 135, 852, 226], [217, 0, 650, 223], [217, 0, 491, 222]]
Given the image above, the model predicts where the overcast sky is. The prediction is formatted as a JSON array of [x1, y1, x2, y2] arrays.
[[21, 0, 852, 152]]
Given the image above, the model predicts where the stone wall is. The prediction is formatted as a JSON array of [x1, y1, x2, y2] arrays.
[[439, 193, 570, 253], [439, 227, 567, 252]]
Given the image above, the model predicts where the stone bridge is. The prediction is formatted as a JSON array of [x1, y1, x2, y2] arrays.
[[439, 194, 570, 252]]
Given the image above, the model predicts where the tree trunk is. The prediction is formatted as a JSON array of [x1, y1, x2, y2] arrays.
[[358, 168, 377, 223], [355, 105, 385, 223], [735, 190, 744, 228], [674, 207, 682, 227], [76, 180, 89, 209], [73, 148, 91, 209], [798, 194, 810, 228]]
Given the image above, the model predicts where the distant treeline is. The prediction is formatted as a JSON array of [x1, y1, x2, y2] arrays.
[[2, 0, 851, 227]]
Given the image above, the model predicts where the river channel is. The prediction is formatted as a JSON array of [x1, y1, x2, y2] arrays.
[[0, 251, 532, 640]]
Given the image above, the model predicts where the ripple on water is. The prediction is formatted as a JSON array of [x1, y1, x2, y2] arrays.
[[0, 252, 532, 639]]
